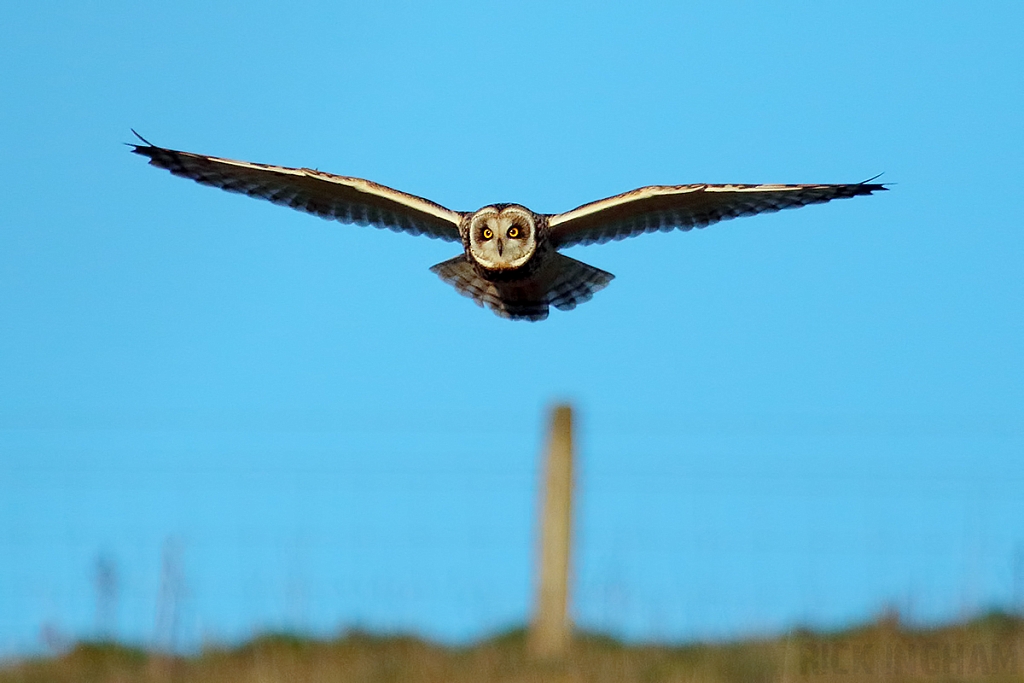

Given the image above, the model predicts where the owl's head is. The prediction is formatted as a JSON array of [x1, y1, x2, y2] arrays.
[[466, 205, 538, 271]]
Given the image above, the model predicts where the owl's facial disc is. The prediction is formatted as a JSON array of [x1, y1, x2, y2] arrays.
[[468, 206, 537, 271]]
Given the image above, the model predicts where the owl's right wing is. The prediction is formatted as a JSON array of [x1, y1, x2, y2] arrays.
[[546, 181, 886, 248], [130, 133, 464, 242]]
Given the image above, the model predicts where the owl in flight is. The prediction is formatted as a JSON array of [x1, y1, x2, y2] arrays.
[[131, 133, 885, 321]]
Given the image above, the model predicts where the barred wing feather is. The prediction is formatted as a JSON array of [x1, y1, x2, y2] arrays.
[[547, 182, 885, 248], [131, 136, 463, 242]]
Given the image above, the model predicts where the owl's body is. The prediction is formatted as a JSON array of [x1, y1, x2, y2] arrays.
[[430, 205, 614, 320], [130, 133, 886, 321]]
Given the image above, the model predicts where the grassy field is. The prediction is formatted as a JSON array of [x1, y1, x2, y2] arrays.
[[3, 613, 1022, 683]]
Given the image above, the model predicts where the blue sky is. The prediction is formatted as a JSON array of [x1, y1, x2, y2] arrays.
[[2, 0, 1023, 654]]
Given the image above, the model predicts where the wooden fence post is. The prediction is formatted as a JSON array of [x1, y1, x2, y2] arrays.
[[529, 404, 575, 658]]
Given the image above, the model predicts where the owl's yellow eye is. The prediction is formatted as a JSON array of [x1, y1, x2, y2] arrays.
[[507, 226, 520, 239], [482, 228, 493, 240]]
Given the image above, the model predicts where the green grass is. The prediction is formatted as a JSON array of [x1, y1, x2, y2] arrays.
[[3, 613, 1023, 682]]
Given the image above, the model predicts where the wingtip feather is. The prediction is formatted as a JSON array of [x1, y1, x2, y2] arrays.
[[126, 129, 160, 156], [859, 173, 890, 191]]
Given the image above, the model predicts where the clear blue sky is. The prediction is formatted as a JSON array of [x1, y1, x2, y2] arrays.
[[2, 0, 1023, 655]]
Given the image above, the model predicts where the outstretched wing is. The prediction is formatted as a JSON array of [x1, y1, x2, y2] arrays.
[[547, 182, 886, 248], [130, 133, 464, 242]]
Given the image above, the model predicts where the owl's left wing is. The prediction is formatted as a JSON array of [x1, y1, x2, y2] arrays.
[[546, 182, 886, 248], [130, 134, 464, 242]]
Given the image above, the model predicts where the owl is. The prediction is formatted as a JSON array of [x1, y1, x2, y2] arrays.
[[130, 133, 886, 321]]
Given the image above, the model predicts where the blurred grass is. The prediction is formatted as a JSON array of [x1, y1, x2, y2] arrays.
[[3, 613, 1023, 683]]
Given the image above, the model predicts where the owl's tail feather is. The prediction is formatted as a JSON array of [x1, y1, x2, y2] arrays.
[[543, 253, 615, 312], [430, 254, 614, 321], [430, 255, 516, 316]]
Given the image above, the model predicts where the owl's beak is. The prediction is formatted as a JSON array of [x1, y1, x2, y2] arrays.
[[497, 239, 504, 256]]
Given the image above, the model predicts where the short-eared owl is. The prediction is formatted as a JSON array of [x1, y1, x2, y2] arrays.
[[130, 133, 885, 321]]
